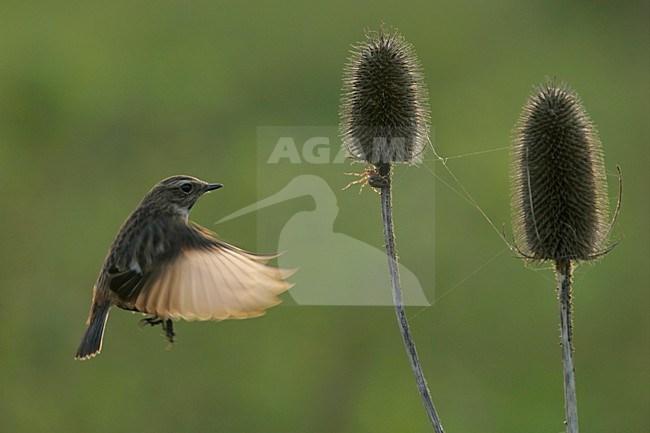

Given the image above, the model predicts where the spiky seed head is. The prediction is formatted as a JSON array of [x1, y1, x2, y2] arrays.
[[340, 27, 430, 165], [511, 80, 609, 261]]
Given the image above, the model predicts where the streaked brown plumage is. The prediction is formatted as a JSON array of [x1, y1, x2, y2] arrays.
[[75, 175, 293, 360]]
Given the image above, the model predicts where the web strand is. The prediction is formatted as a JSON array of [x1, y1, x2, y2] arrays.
[[421, 146, 510, 162], [423, 142, 511, 247], [404, 142, 514, 322], [408, 247, 508, 323]]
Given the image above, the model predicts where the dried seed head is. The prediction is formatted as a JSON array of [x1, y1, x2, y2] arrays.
[[511, 80, 609, 261], [340, 27, 430, 165]]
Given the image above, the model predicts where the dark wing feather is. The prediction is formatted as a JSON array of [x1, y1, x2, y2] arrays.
[[106, 218, 177, 303], [108, 267, 149, 302]]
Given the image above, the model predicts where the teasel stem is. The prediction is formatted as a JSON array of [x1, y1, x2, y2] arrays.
[[555, 258, 578, 433], [510, 81, 621, 431], [377, 162, 445, 433], [340, 26, 443, 430]]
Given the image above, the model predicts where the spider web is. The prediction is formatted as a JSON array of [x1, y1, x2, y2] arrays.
[[402, 141, 622, 323]]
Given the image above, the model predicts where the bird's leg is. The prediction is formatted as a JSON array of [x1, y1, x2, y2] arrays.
[[161, 319, 176, 346]]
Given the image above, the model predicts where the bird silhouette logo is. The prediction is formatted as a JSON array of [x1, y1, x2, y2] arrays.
[[218, 175, 430, 306]]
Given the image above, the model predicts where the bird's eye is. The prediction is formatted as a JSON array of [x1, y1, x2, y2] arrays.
[[180, 183, 193, 193]]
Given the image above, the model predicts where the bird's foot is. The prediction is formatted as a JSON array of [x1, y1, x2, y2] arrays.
[[139, 316, 176, 348], [139, 316, 164, 328]]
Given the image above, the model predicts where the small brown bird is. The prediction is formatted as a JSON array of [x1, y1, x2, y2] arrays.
[[75, 175, 293, 360]]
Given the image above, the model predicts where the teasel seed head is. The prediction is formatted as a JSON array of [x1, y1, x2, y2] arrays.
[[511, 80, 610, 262], [340, 27, 430, 166]]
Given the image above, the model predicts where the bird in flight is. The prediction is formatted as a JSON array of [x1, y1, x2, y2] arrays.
[[75, 175, 293, 360]]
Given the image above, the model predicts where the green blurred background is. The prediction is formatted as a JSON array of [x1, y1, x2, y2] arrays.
[[1, 1, 648, 432]]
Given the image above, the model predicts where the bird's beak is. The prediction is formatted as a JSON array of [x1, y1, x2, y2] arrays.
[[205, 183, 223, 192]]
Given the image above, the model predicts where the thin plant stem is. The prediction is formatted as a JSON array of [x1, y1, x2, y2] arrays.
[[555, 258, 579, 433], [379, 167, 445, 433]]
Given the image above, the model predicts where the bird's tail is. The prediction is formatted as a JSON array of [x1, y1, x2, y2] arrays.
[[75, 301, 110, 360]]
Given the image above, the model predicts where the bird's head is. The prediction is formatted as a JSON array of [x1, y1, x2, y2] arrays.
[[145, 175, 223, 218]]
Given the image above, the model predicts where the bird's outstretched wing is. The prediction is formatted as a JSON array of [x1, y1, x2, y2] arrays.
[[133, 246, 293, 320], [131, 224, 294, 321]]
